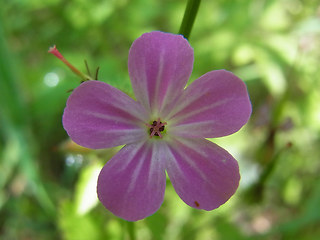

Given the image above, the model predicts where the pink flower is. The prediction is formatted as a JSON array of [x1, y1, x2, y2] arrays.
[[63, 31, 252, 221]]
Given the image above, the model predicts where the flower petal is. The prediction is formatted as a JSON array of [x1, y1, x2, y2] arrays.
[[128, 31, 194, 116], [63, 80, 149, 149], [165, 137, 240, 211], [97, 141, 166, 221], [168, 70, 252, 138]]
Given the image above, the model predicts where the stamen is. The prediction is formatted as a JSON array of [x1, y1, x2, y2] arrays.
[[145, 118, 167, 138]]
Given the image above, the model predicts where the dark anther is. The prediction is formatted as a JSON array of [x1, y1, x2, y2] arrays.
[[146, 119, 167, 138]]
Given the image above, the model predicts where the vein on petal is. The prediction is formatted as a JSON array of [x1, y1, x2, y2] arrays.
[[153, 50, 165, 113], [147, 142, 166, 187], [84, 110, 141, 126], [113, 142, 145, 173], [170, 139, 230, 193], [170, 120, 216, 137], [169, 98, 232, 123], [128, 144, 150, 193], [171, 143, 207, 182]]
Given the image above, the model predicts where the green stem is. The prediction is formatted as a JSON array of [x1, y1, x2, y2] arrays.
[[178, 0, 202, 39], [126, 221, 136, 240]]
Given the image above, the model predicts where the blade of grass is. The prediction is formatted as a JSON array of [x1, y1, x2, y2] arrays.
[[0, 18, 55, 215]]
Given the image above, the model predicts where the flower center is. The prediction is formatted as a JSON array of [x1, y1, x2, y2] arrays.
[[146, 118, 167, 138]]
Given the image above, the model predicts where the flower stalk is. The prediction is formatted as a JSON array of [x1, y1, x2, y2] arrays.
[[126, 221, 136, 240], [179, 0, 202, 39]]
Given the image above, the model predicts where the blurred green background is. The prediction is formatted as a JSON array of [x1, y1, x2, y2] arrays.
[[1, 0, 320, 239]]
